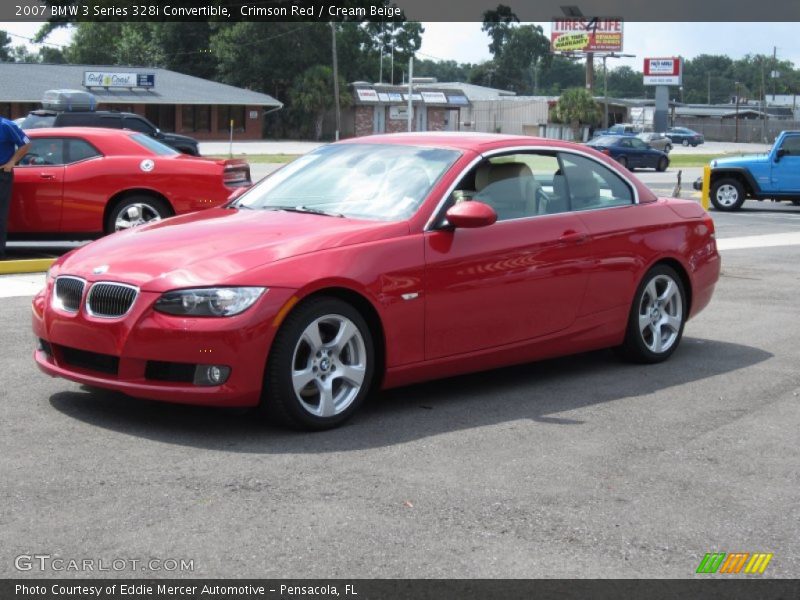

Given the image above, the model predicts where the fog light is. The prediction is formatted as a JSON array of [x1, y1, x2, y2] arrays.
[[193, 364, 231, 386]]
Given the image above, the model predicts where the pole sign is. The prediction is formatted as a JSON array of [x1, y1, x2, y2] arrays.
[[550, 18, 623, 52], [643, 58, 683, 86]]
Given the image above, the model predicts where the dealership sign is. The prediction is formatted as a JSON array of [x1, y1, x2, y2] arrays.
[[84, 71, 156, 88], [643, 58, 683, 86], [551, 18, 623, 52]]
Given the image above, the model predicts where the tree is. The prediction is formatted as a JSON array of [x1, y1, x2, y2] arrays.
[[606, 66, 645, 98], [538, 56, 584, 94], [481, 4, 519, 57], [553, 88, 601, 138], [0, 30, 12, 62], [289, 65, 351, 140]]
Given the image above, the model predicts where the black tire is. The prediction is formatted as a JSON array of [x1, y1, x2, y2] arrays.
[[665, 144, 672, 154], [682, 139, 690, 146], [105, 195, 172, 234], [618, 264, 687, 364], [617, 156, 628, 169], [262, 297, 375, 431], [710, 178, 746, 211], [791, 200, 800, 206], [177, 146, 199, 156], [656, 156, 669, 172]]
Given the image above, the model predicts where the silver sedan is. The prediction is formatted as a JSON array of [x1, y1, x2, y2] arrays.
[[637, 132, 673, 154]]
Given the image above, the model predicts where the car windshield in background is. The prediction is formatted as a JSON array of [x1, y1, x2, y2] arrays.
[[20, 114, 56, 129], [590, 136, 619, 146], [235, 143, 461, 221], [130, 133, 179, 156]]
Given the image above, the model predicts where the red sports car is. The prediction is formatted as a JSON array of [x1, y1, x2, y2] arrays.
[[10, 127, 250, 236], [32, 133, 720, 430]]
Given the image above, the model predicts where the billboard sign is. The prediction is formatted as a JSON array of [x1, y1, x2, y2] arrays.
[[84, 71, 155, 88], [551, 18, 623, 52], [643, 57, 683, 86]]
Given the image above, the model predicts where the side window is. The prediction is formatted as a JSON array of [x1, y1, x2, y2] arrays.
[[619, 138, 633, 148], [558, 153, 634, 211], [444, 152, 563, 222], [630, 138, 648, 149], [19, 138, 65, 166], [122, 117, 154, 135], [99, 115, 123, 129], [779, 136, 800, 155], [66, 139, 101, 163]]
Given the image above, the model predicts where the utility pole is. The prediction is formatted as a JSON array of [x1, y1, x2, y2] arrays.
[[735, 81, 740, 143], [407, 56, 414, 132], [330, 22, 341, 141], [707, 72, 711, 105]]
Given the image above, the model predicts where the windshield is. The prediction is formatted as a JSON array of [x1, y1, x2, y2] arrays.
[[234, 143, 461, 221], [20, 114, 56, 129], [130, 133, 179, 156]]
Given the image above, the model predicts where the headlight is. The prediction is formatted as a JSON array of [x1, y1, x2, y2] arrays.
[[155, 287, 266, 317]]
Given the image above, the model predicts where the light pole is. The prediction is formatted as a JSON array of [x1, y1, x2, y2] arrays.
[[602, 53, 635, 129]]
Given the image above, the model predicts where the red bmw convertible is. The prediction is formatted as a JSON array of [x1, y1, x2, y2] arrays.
[[10, 127, 250, 237], [32, 133, 720, 430]]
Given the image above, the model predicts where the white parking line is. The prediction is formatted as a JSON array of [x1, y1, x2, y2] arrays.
[[717, 231, 800, 251]]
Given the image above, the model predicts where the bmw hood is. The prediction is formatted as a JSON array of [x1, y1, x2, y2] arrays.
[[52, 208, 409, 292]]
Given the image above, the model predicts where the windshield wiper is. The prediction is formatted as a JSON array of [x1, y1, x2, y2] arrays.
[[268, 205, 345, 218]]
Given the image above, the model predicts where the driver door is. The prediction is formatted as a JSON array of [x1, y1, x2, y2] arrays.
[[771, 134, 800, 192], [8, 137, 65, 234]]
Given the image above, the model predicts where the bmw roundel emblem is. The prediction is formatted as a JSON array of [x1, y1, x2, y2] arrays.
[[93, 265, 109, 275]]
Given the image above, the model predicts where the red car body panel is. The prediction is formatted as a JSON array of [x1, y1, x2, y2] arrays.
[[32, 133, 720, 408], [10, 127, 248, 235]]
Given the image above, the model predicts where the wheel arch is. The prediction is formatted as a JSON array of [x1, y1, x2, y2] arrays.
[[647, 257, 693, 316], [710, 169, 759, 197], [103, 188, 175, 232]]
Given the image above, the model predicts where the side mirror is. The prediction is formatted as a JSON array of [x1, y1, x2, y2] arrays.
[[776, 148, 786, 162], [445, 200, 497, 229]]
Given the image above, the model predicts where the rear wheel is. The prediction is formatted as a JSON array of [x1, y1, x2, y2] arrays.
[[791, 200, 800, 206], [105, 195, 171, 234], [710, 178, 746, 211], [618, 265, 686, 364], [665, 144, 673, 153], [656, 156, 669, 172], [682, 139, 690, 146], [617, 156, 628, 169], [262, 297, 375, 430]]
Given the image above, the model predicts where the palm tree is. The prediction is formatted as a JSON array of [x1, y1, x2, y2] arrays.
[[554, 88, 601, 140], [290, 65, 351, 141]]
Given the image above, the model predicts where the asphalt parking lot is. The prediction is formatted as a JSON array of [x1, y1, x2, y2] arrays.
[[2, 181, 799, 579]]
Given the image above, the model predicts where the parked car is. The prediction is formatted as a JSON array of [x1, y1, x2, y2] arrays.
[[33, 133, 720, 430], [587, 135, 670, 171], [637, 132, 673, 153], [9, 127, 250, 237], [21, 109, 200, 155], [666, 127, 704, 147], [691, 130, 800, 210], [592, 123, 642, 138]]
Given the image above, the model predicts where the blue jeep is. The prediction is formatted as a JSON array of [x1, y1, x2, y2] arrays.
[[700, 131, 800, 211]]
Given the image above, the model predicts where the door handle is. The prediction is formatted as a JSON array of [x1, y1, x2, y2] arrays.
[[39, 173, 55, 180], [558, 231, 588, 244]]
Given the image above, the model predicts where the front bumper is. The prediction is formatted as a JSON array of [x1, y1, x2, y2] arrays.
[[32, 281, 297, 407]]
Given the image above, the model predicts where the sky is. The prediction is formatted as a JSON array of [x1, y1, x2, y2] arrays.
[[1, 21, 799, 74]]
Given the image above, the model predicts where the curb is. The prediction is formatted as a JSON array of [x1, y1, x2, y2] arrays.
[[0, 258, 55, 275]]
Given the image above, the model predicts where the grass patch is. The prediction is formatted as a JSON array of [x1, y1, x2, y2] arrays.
[[210, 154, 301, 163], [668, 153, 744, 167]]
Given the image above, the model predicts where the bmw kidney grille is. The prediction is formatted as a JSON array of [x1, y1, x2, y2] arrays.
[[86, 282, 138, 318]]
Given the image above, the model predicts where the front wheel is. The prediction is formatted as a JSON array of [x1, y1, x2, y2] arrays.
[[262, 297, 375, 430], [618, 265, 686, 364], [665, 144, 672, 154], [106, 196, 171, 234], [656, 156, 669, 172], [711, 178, 746, 211], [682, 139, 690, 146]]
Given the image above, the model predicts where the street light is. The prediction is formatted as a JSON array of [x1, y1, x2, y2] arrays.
[[602, 53, 635, 129]]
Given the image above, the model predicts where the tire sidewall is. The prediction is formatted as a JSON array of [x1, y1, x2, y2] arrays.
[[264, 297, 375, 430], [618, 156, 628, 169], [623, 264, 687, 364], [657, 157, 668, 172]]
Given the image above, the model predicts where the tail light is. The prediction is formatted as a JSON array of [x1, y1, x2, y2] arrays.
[[223, 163, 251, 188], [600, 149, 611, 155]]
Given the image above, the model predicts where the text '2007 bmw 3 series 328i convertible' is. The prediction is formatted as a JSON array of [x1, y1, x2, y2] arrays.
[[33, 133, 721, 430]]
